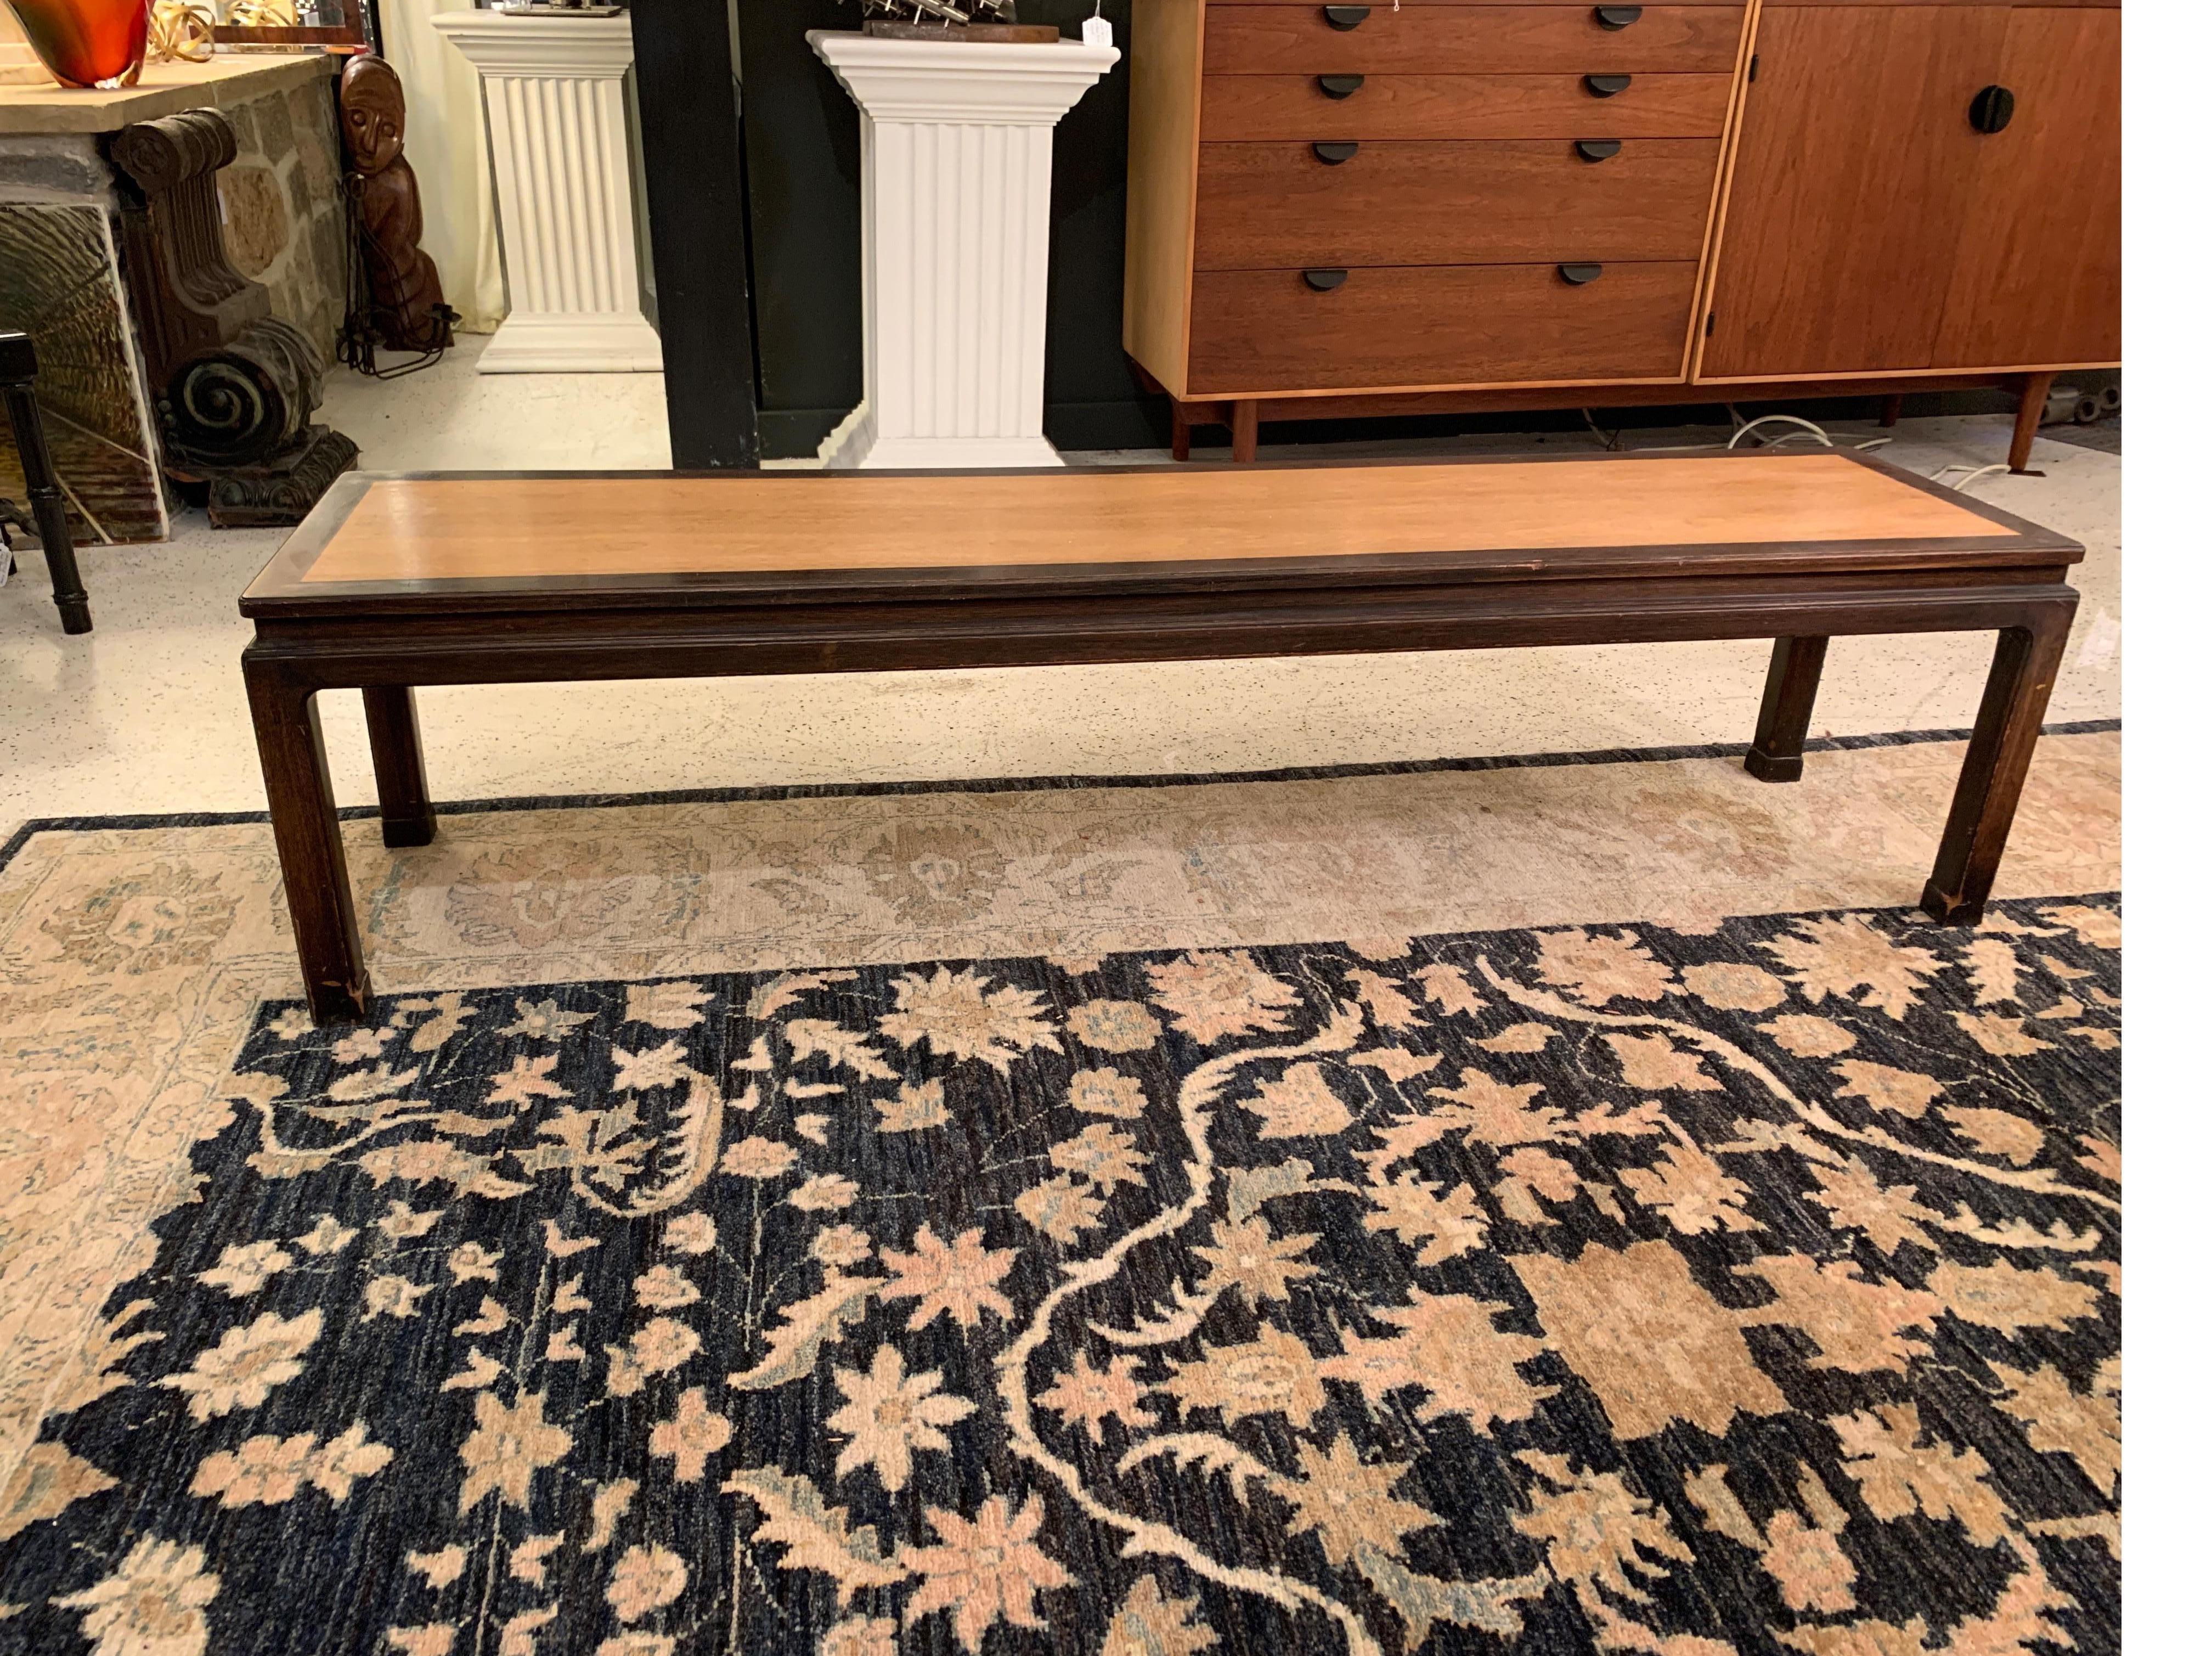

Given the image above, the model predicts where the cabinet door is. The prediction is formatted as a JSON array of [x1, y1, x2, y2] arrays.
[[1930, 8, 2121, 368], [1701, 5, 2011, 379]]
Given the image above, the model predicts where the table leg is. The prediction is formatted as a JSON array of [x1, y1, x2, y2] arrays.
[[1744, 635, 1829, 782], [2010, 371, 2054, 474], [246, 658, 372, 1022], [1920, 613, 2073, 926], [364, 686, 438, 848], [2, 376, 92, 635], [1170, 401, 1192, 463]]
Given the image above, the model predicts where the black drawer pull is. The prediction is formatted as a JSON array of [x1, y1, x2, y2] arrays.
[[1594, 5, 1643, 29], [1558, 263, 1605, 285], [1584, 73, 1632, 97], [1312, 140, 1361, 164], [1968, 83, 2016, 134], [1317, 74, 1365, 99], [1575, 138, 1622, 162], [1322, 5, 1370, 29], [1304, 268, 1351, 291]]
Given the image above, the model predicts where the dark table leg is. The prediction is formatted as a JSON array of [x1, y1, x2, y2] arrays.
[[246, 657, 372, 1022], [2, 375, 92, 635], [1745, 635, 1830, 782], [1920, 610, 2074, 926], [363, 686, 438, 848]]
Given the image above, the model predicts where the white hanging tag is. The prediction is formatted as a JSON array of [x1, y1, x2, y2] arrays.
[[1083, 4, 1113, 48]]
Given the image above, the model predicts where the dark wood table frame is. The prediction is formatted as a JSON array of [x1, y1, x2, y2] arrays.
[[240, 453, 2082, 1024]]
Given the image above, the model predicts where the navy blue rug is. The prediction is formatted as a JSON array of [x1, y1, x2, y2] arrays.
[[0, 897, 2120, 1656]]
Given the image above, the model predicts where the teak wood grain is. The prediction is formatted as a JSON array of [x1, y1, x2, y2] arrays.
[[238, 452, 2084, 1022], [1213, 1, 1742, 7], [1758, 0, 2115, 7], [1212, 1, 1743, 7], [1701, 4, 2009, 376], [1199, 72, 1737, 140], [257, 453, 2016, 602], [1929, 6, 2120, 369], [1173, 368, 2047, 422], [1192, 138, 1720, 269], [1201, 5, 1745, 75], [1126, 0, 2113, 454], [1123, 0, 1208, 398], [1188, 262, 1701, 393]]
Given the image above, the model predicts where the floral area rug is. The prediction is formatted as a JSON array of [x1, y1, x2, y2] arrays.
[[0, 894, 2119, 1656]]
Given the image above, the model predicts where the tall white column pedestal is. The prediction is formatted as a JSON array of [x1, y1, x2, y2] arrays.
[[431, 11, 661, 374], [808, 32, 1118, 469]]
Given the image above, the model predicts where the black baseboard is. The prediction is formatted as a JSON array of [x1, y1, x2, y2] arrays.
[[1046, 400, 1174, 453], [756, 384, 2106, 463], [758, 408, 845, 461]]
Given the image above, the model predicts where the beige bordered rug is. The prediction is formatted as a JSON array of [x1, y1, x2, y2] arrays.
[[0, 726, 2120, 1655]]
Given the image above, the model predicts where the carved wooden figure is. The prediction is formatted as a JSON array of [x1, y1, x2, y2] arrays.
[[340, 53, 453, 354]]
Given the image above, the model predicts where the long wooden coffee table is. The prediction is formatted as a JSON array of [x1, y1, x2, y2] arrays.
[[240, 453, 2082, 1023]]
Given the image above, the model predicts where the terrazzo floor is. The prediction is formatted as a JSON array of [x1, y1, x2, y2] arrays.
[[0, 343, 2120, 837]]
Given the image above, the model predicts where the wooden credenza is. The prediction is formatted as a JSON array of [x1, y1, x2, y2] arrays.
[[1124, 0, 2120, 463]]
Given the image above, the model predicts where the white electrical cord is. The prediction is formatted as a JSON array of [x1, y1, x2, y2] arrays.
[[1566, 403, 1913, 460], [1621, 421, 1892, 457], [1580, 408, 1623, 452], [1930, 462, 2010, 493], [1727, 413, 1833, 449]]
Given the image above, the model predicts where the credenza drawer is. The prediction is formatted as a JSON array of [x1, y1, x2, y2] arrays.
[[1214, 1, 1742, 7], [1193, 139, 1720, 269], [1203, 5, 1744, 76], [1201, 73, 1735, 139], [1188, 262, 1699, 393]]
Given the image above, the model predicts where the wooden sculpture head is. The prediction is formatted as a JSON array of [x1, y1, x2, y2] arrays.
[[339, 53, 406, 176]]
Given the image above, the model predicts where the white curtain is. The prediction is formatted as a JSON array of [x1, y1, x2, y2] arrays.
[[379, 1, 507, 333]]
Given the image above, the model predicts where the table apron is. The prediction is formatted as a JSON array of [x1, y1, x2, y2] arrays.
[[244, 575, 2080, 690]]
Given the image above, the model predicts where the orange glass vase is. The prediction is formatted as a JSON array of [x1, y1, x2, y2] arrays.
[[4, 0, 151, 89]]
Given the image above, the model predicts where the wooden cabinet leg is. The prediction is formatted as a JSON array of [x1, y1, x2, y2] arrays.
[[364, 686, 438, 848], [1920, 609, 2074, 926], [1231, 399, 1259, 463], [1745, 636, 1830, 782], [2010, 371, 2054, 473], [1878, 393, 1903, 428], [246, 659, 372, 1023], [1170, 400, 1191, 463]]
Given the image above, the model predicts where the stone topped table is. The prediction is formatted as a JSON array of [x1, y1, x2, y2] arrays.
[[0, 53, 336, 133], [0, 54, 350, 541]]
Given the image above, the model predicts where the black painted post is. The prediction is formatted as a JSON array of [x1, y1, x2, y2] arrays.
[[630, 0, 763, 470]]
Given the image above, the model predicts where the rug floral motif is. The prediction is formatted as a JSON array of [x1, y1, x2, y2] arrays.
[[0, 897, 2120, 1656]]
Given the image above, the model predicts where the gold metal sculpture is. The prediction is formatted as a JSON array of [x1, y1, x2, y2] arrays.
[[147, 1, 213, 63]]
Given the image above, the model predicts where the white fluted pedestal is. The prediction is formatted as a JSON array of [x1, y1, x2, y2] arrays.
[[808, 32, 1118, 468], [432, 10, 661, 373]]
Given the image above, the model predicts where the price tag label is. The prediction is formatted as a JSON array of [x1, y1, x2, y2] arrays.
[[1082, 5, 1112, 48]]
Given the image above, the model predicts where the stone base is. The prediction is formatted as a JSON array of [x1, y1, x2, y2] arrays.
[[817, 402, 1064, 470], [206, 425, 360, 528], [476, 310, 663, 374]]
